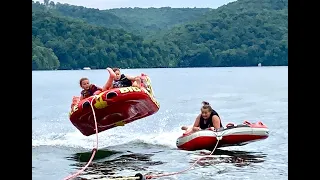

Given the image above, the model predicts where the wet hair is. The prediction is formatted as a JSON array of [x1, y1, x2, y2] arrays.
[[201, 101, 213, 112], [112, 67, 120, 72], [79, 77, 89, 87]]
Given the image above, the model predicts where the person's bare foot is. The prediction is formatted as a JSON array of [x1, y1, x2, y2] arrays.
[[72, 96, 80, 103], [107, 68, 116, 78]]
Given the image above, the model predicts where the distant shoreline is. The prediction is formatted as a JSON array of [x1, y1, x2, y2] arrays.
[[32, 65, 288, 71]]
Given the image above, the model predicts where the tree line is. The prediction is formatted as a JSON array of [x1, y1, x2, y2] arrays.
[[32, 0, 288, 70]]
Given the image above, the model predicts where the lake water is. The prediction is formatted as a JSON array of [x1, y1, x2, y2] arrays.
[[32, 67, 288, 180]]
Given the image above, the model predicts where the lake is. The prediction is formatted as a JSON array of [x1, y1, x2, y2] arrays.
[[32, 67, 288, 180]]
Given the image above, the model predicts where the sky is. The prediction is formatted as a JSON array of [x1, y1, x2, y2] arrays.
[[50, 0, 237, 10]]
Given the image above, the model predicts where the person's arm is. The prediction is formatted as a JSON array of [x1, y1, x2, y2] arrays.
[[192, 114, 201, 131], [79, 90, 85, 100], [211, 115, 222, 129], [90, 84, 102, 91]]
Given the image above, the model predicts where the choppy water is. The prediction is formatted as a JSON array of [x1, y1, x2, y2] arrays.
[[32, 67, 288, 180]]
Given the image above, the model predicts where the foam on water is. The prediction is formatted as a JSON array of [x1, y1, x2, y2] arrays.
[[32, 116, 183, 149], [32, 129, 182, 149]]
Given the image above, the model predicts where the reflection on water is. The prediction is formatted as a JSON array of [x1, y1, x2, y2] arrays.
[[66, 148, 266, 180], [68, 149, 163, 179], [196, 149, 266, 167], [67, 149, 120, 162]]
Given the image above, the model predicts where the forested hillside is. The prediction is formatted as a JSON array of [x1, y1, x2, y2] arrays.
[[32, 0, 288, 70], [32, 10, 171, 70], [108, 7, 211, 37], [158, 0, 288, 67], [32, 1, 210, 38]]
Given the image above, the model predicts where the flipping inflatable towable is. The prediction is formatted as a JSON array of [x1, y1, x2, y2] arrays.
[[69, 74, 160, 136]]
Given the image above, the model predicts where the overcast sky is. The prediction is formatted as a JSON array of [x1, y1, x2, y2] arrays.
[[50, 0, 237, 10]]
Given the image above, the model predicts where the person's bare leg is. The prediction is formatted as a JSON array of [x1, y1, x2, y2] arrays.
[[132, 81, 138, 87], [135, 77, 141, 88], [132, 81, 141, 88], [102, 68, 116, 91], [132, 77, 141, 88]]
